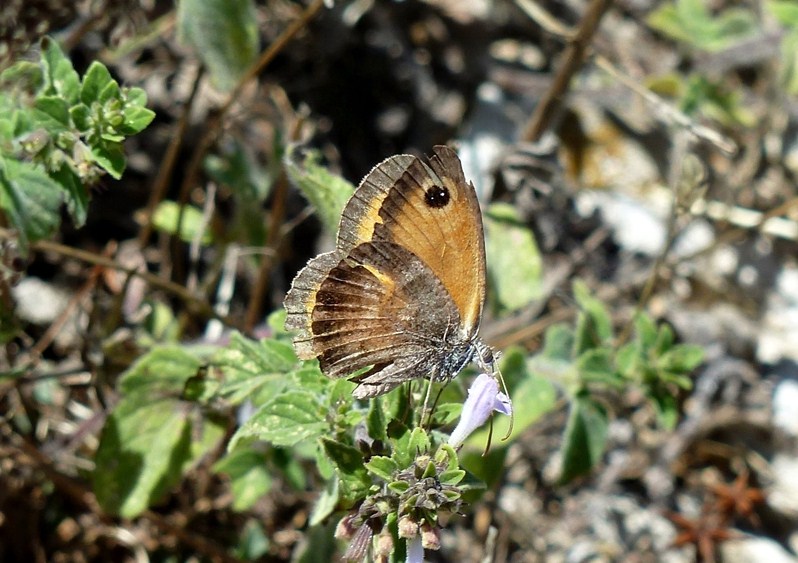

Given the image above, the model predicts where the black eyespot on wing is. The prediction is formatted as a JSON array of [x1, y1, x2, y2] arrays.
[[424, 185, 450, 208]]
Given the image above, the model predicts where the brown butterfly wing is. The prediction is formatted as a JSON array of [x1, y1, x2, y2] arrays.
[[284, 241, 467, 397], [338, 146, 486, 336]]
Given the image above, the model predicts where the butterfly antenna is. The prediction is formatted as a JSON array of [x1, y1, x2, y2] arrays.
[[482, 415, 494, 456], [496, 367, 514, 441], [421, 372, 436, 428]]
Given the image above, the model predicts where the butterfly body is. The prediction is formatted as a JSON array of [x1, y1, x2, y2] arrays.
[[284, 146, 493, 398]]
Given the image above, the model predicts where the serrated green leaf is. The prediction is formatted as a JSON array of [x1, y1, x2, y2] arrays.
[[152, 200, 213, 244], [559, 394, 608, 484], [367, 398, 388, 442], [41, 37, 79, 104], [120, 105, 155, 135], [119, 346, 203, 397], [407, 427, 430, 455], [284, 145, 355, 236], [0, 156, 63, 249], [232, 391, 326, 448], [365, 456, 399, 481], [213, 448, 273, 511], [80, 62, 114, 105], [177, 0, 259, 92], [93, 396, 223, 518], [34, 96, 70, 126], [485, 202, 543, 313], [0, 61, 44, 95], [51, 163, 88, 226], [90, 140, 125, 178], [321, 438, 371, 503], [214, 335, 296, 405], [93, 398, 191, 517]]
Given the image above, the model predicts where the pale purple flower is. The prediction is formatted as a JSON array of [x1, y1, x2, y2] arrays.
[[406, 535, 424, 563], [448, 373, 512, 448]]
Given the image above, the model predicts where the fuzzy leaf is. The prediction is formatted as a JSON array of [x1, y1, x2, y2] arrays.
[[0, 157, 63, 249], [232, 390, 327, 449], [177, 0, 259, 92], [485, 203, 543, 312], [559, 393, 608, 483]]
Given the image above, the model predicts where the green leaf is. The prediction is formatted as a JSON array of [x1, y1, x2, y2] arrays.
[[40, 37, 79, 103], [633, 314, 658, 350], [654, 324, 675, 356], [213, 448, 273, 511], [559, 394, 608, 484], [647, 0, 758, 52], [0, 157, 63, 248], [93, 399, 190, 517], [407, 427, 431, 455], [98, 80, 122, 105], [646, 386, 680, 430], [485, 203, 543, 312], [309, 478, 339, 526], [69, 104, 91, 130], [80, 62, 115, 105], [214, 334, 297, 404], [120, 105, 155, 135], [52, 163, 89, 226], [151, 200, 213, 244], [0, 61, 44, 95], [615, 342, 639, 379], [177, 0, 259, 92], [234, 520, 271, 560], [573, 280, 613, 354], [320, 438, 371, 503], [366, 398, 388, 442], [34, 96, 70, 126], [365, 456, 399, 481], [119, 346, 203, 397], [439, 469, 465, 486], [540, 323, 574, 362], [231, 391, 327, 448], [90, 140, 125, 179], [284, 145, 355, 236], [94, 397, 223, 518], [658, 344, 704, 374], [577, 347, 622, 387]]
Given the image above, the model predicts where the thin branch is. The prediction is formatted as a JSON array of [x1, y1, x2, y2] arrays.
[[521, 0, 613, 142], [1, 233, 240, 328]]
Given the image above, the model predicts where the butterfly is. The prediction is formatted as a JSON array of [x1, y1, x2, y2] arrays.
[[284, 146, 496, 399]]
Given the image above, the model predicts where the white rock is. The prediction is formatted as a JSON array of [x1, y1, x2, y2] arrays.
[[720, 536, 798, 563], [768, 455, 798, 517], [773, 379, 798, 437], [11, 277, 70, 324]]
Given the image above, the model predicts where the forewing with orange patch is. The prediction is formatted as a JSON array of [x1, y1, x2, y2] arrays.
[[338, 146, 486, 336]]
